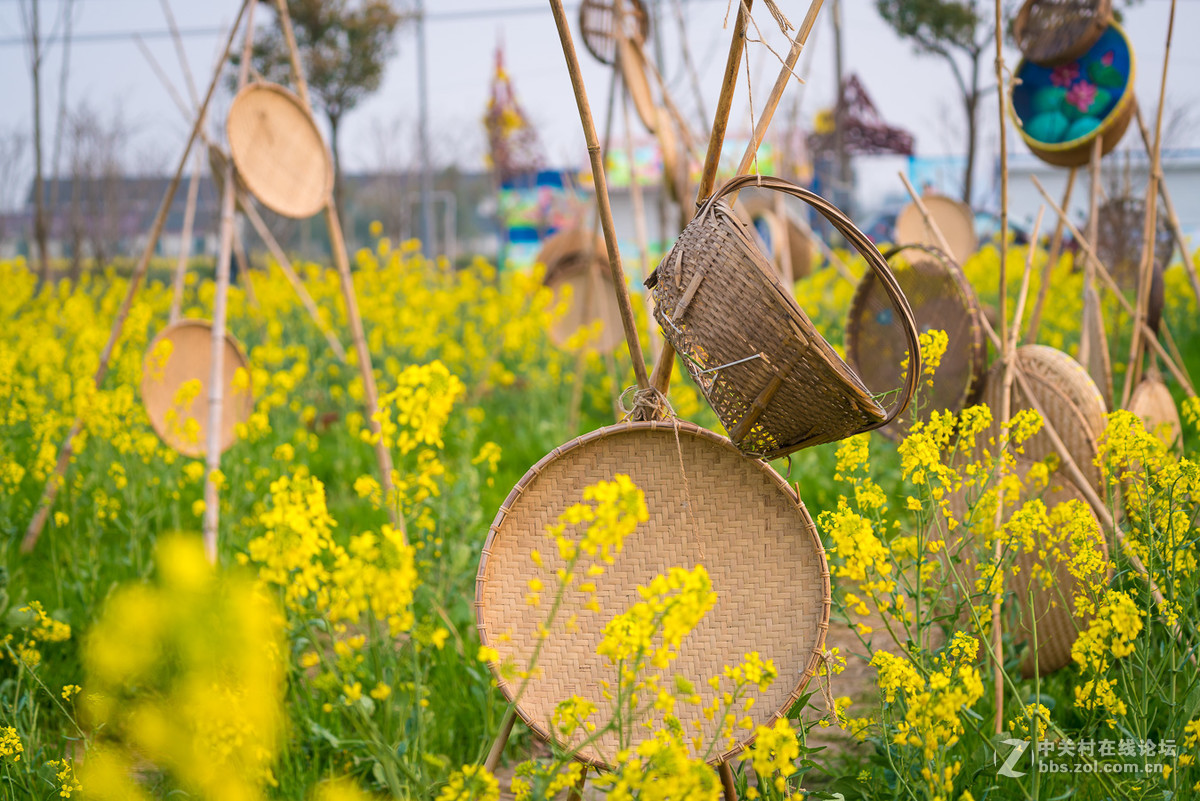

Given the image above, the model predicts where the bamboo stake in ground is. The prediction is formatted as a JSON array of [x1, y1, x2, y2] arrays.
[[1122, 0, 1176, 409], [272, 0, 403, 539], [1025, 167, 1076, 344], [201, 0, 257, 562], [169, 150, 203, 323], [1080, 137, 1113, 407], [548, 0, 650, 390], [1031, 176, 1196, 397], [20, 0, 253, 554]]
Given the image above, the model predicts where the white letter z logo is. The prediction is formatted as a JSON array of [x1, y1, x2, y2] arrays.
[[998, 739, 1029, 778]]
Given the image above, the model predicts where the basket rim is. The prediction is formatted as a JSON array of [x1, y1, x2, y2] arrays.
[[474, 419, 832, 767], [1010, 22, 1136, 155]]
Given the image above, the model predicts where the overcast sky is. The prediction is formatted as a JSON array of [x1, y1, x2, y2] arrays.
[[0, 0, 1195, 208]]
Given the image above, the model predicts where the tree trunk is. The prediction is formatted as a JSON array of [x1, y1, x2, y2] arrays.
[[329, 112, 343, 221], [961, 53, 982, 206], [30, 0, 51, 292]]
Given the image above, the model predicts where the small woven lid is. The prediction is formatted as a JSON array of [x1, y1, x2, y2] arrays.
[[981, 345, 1108, 495], [476, 421, 830, 767], [538, 228, 625, 352], [1127, 371, 1182, 451], [938, 458, 1109, 677], [227, 82, 333, 220], [141, 319, 253, 458], [895, 196, 978, 267], [579, 0, 649, 66]]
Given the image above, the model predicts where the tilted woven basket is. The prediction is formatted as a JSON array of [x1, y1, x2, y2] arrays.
[[646, 175, 920, 460], [476, 420, 830, 767], [846, 244, 986, 439], [1014, 0, 1112, 66], [141, 319, 253, 458], [578, 0, 649, 66]]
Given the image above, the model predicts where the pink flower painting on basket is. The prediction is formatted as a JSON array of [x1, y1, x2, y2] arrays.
[[1067, 81, 1098, 113], [1051, 62, 1080, 88]]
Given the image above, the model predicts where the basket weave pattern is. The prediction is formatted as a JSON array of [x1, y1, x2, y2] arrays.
[[476, 421, 830, 767], [1014, 0, 1112, 66], [649, 175, 920, 459]]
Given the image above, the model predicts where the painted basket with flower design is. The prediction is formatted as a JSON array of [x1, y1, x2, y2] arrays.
[[1011, 22, 1135, 167]]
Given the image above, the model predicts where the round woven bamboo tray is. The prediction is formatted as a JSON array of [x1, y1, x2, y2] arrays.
[[1128, 369, 1181, 452], [647, 174, 921, 460], [1014, 0, 1112, 66], [846, 245, 985, 439], [657, 105, 686, 205], [227, 82, 333, 220], [894, 195, 978, 267], [141, 319, 253, 458], [618, 35, 658, 133], [938, 458, 1109, 677], [475, 420, 830, 767], [981, 345, 1107, 495], [538, 228, 624, 353], [1011, 24, 1135, 168], [579, 0, 649, 66], [735, 196, 815, 281]]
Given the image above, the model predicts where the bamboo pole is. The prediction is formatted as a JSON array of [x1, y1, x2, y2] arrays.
[[1031, 176, 1196, 396], [1080, 138, 1113, 408], [272, 0, 403, 540], [169, 151, 203, 323], [201, 0, 257, 561], [1122, 0, 1177, 409], [548, 0, 650, 391], [1134, 104, 1200, 307], [620, 83, 662, 365], [990, 0, 1009, 732], [1025, 167, 1076, 344], [20, 0, 253, 554]]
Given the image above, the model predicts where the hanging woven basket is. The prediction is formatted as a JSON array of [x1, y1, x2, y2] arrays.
[[578, 0, 650, 66], [846, 244, 986, 439], [1013, 0, 1112, 66], [227, 82, 334, 220], [937, 457, 1110, 677], [538, 227, 625, 353], [735, 195, 815, 281], [141, 319, 254, 458], [646, 175, 921, 460], [894, 195, 978, 268], [476, 420, 830, 768], [1011, 23, 1135, 168], [981, 345, 1108, 495]]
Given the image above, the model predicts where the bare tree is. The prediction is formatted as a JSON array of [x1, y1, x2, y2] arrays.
[[19, 0, 51, 290], [67, 102, 128, 277], [0, 126, 30, 247]]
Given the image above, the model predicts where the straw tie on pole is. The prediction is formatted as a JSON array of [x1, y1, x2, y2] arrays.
[[20, 0, 253, 554], [272, 0, 404, 542]]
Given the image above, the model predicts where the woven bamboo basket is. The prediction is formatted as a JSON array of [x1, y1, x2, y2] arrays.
[[1014, 0, 1112, 66], [735, 195, 815, 281], [1128, 369, 1182, 452], [846, 244, 985, 439], [476, 420, 830, 767], [538, 228, 625, 353], [646, 175, 921, 460], [1011, 24, 1136, 168], [141, 319, 253, 458], [227, 82, 334, 220], [579, 0, 649, 65], [937, 458, 1109, 677], [981, 345, 1108, 495], [894, 195, 978, 268]]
